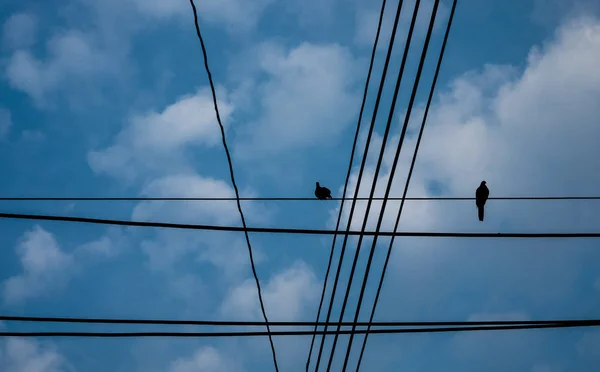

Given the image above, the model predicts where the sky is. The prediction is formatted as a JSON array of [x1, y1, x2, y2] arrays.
[[1, 0, 600, 371]]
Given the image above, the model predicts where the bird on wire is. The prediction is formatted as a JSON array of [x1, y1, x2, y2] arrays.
[[315, 182, 333, 200], [476, 181, 490, 221]]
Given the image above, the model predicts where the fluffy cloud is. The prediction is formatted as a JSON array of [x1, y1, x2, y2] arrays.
[[2, 226, 127, 305], [2, 226, 74, 305], [0, 339, 72, 372], [0, 107, 12, 138], [5, 30, 121, 108], [234, 42, 361, 157], [88, 89, 234, 183], [221, 260, 320, 321], [129, 0, 274, 32], [2, 13, 37, 50], [331, 16, 600, 234], [169, 346, 241, 372]]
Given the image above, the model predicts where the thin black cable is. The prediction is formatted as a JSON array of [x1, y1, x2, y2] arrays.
[[2, 196, 599, 201], [1, 321, 599, 338], [341, 1, 441, 369], [357, 1, 458, 369], [2, 315, 589, 327], [327, 0, 426, 368], [3, 212, 600, 238], [306, 0, 389, 370], [312, 1, 407, 370], [327, 0, 433, 370], [187, 1, 279, 369]]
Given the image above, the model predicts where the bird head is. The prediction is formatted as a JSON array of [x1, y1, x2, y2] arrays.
[[481, 181, 486, 186], [316, 182, 320, 187]]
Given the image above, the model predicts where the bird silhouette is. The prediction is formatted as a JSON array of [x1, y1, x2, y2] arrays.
[[475, 181, 489, 222], [315, 182, 332, 200]]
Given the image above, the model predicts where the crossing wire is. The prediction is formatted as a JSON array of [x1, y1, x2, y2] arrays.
[[356, 0, 458, 369], [312, 0, 409, 369], [1, 196, 600, 201], [305, 0, 390, 370], [187, 0, 279, 370]]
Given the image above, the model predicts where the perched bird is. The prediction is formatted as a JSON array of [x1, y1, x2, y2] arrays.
[[475, 181, 489, 222], [315, 182, 333, 200]]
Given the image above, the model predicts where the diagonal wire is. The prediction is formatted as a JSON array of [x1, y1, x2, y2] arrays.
[[340, 1, 443, 369], [305, 0, 389, 370], [187, 1, 279, 370], [311, 0, 408, 370], [325, 0, 426, 369], [356, 1, 458, 369]]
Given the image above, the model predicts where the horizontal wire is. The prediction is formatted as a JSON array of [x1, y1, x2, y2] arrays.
[[1, 321, 599, 338], [1, 212, 599, 238], [2, 315, 592, 327], [1, 196, 599, 201]]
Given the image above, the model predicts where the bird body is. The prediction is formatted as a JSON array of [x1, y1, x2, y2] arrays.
[[475, 181, 489, 222], [315, 182, 332, 200]]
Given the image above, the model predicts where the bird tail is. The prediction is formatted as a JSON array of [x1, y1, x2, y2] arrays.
[[478, 205, 484, 222]]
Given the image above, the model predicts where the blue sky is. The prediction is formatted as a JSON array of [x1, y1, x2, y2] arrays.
[[1, 0, 600, 371]]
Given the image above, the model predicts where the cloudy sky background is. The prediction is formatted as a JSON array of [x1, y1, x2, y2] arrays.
[[1, 0, 600, 371]]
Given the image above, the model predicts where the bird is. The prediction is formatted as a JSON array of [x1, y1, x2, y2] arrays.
[[315, 182, 333, 200], [475, 181, 489, 222]]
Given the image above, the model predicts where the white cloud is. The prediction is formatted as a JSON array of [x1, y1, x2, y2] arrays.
[[5, 30, 119, 108], [221, 260, 320, 320], [0, 338, 72, 372], [169, 346, 241, 372], [75, 227, 128, 258], [88, 89, 234, 183], [2, 226, 74, 306], [2, 13, 37, 50], [234, 42, 361, 157], [0, 107, 12, 138], [332, 16, 600, 235]]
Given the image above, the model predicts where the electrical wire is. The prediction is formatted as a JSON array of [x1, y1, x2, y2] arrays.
[[356, 1, 458, 369], [2, 212, 600, 238], [187, 1, 279, 369], [1, 321, 599, 338], [339, 1, 443, 369], [2, 196, 599, 201], [325, 0, 427, 369], [306, 0, 389, 370], [2, 315, 590, 327], [312, 0, 409, 369]]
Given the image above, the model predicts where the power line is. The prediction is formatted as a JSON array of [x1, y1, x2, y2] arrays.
[[327, 0, 429, 368], [2, 315, 591, 327], [312, 0, 409, 369], [2, 321, 599, 338], [3, 196, 599, 201], [357, 1, 457, 369], [341, 1, 443, 369], [187, 1, 279, 370], [2, 212, 600, 238], [306, 0, 389, 370]]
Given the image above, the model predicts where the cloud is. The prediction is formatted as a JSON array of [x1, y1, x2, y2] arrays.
[[221, 260, 320, 321], [129, 0, 274, 32], [2, 226, 74, 306], [75, 227, 129, 258], [331, 16, 600, 234], [5, 30, 120, 108], [88, 89, 234, 183], [234, 42, 361, 157], [0, 107, 12, 138], [169, 346, 241, 372], [0, 338, 72, 372], [2, 13, 37, 50]]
